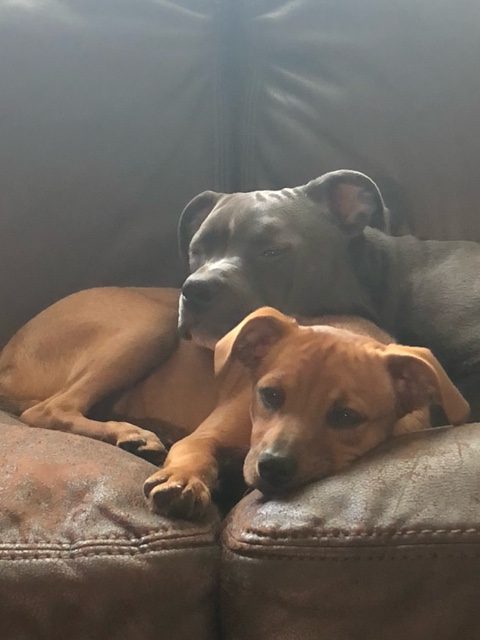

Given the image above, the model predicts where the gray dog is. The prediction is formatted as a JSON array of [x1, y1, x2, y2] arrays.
[[178, 170, 480, 420]]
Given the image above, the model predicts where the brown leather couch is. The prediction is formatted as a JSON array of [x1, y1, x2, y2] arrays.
[[1, 1, 479, 638]]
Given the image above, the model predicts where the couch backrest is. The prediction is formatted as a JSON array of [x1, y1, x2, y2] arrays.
[[1, 0, 479, 344]]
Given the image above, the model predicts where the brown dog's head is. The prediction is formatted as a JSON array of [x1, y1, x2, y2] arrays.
[[215, 308, 470, 494]]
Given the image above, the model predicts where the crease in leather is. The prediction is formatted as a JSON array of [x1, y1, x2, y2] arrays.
[[0, 525, 217, 545]]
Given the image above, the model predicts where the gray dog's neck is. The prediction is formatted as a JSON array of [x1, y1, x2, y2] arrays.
[[349, 228, 400, 335], [290, 251, 379, 326]]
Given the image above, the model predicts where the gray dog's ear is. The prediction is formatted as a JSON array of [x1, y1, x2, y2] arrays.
[[177, 190, 223, 263], [305, 170, 387, 234]]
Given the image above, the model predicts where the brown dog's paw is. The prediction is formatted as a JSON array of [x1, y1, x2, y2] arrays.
[[112, 423, 167, 466], [143, 468, 211, 519]]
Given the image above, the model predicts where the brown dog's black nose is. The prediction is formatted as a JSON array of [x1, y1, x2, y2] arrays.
[[182, 278, 220, 310], [257, 450, 297, 487]]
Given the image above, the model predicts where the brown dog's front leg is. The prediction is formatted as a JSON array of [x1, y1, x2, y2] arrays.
[[144, 387, 251, 519]]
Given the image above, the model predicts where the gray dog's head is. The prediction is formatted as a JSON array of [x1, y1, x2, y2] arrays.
[[178, 170, 387, 347]]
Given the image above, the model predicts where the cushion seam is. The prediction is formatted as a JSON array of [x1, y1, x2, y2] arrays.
[[0, 538, 219, 561], [239, 526, 480, 541]]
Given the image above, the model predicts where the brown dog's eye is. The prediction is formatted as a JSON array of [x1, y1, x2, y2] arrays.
[[327, 406, 364, 429], [258, 386, 285, 410]]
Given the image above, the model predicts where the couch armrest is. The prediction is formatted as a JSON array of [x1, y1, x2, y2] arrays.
[[222, 423, 480, 640], [0, 413, 220, 640]]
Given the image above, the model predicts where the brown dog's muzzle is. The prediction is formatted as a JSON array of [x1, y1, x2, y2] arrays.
[[256, 448, 298, 490]]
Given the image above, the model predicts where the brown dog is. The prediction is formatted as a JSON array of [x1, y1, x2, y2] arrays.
[[0, 288, 469, 518], [217, 309, 469, 495]]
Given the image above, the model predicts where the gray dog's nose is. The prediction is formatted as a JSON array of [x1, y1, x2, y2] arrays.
[[182, 278, 220, 310], [257, 450, 297, 487]]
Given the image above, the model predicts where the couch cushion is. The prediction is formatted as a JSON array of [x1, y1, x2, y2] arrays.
[[231, 0, 480, 241], [0, 412, 219, 640], [0, 0, 231, 345], [222, 423, 480, 640]]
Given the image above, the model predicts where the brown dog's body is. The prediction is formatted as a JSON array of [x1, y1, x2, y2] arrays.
[[0, 288, 469, 518]]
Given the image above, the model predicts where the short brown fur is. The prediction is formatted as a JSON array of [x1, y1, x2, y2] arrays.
[[0, 289, 469, 518]]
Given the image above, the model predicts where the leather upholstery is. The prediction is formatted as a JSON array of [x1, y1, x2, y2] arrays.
[[230, 0, 480, 242], [1, 0, 480, 344], [0, 413, 219, 640], [0, 1, 480, 637], [0, 0, 230, 344], [222, 424, 480, 639]]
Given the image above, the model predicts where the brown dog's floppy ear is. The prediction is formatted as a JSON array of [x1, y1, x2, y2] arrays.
[[214, 307, 297, 376], [383, 345, 470, 426], [177, 190, 223, 264], [305, 170, 387, 234]]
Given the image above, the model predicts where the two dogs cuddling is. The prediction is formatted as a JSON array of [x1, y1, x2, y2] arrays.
[[0, 170, 476, 519]]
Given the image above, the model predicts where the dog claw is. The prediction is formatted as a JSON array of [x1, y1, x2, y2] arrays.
[[115, 427, 167, 465], [118, 437, 147, 452], [143, 474, 167, 497], [144, 469, 211, 519]]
